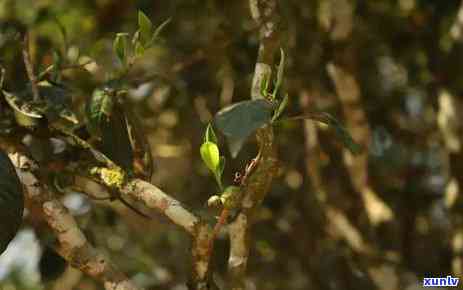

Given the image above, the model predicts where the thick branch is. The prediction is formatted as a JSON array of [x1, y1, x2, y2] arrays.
[[228, 212, 250, 290], [249, 0, 280, 100], [189, 223, 214, 290], [9, 152, 141, 290], [120, 179, 200, 234], [118, 179, 215, 289], [76, 169, 216, 288], [228, 1, 280, 289]]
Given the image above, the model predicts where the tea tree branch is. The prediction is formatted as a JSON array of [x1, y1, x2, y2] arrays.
[[9, 152, 141, 290], [228, 1, 281, 289]]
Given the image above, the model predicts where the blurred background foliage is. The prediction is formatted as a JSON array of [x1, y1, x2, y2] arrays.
[[1, 0, 463, 289]]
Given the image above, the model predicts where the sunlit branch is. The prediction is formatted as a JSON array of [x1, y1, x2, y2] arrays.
[[227, 1, 281, 289], [9, 152, 142, 290]]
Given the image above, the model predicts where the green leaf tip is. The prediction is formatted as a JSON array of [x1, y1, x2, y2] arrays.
[[292, 111, 363, 155], [316, 112, 363, 155], [138, 10, 153, 44], [272, 48, 285, 99], [138, 11, 170, 48], [151, 18, 171, 43], [85, 88, 115, 136], [113, 33, 129, 66], [260, 73, 270, 98], [204, 123, 218, 144]]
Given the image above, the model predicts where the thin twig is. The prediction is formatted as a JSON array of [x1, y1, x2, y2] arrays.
[[0, 65, 5, 90], [22, 33, 40, 101], [204, 208, 230, 262], [213, 208, 230, 240], [38, 60, 94, 81], [119, 179, 200, 234]]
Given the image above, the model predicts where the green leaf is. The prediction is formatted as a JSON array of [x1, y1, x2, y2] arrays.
[[86, 88, 114, 136], [218, 156, 226, 178], [216, 156, 226, 190], [302, 112, 363, 155], [134, 41, 145, 57], [2, 84, 80, 128], [86, 87, 139, 174], [215, 99, 274, 139], [272, 93, 289, 122], [204, 123, 218, 144], [260, 73, 270, 98], [132, 29, 140, 44], [53, 16, 67, 48], [319, 113, 362, 155], [227, 137, 246, 159], [272, 48, 285, 99], [0, 150, 24, 255], [149, 18, 171, 45], [138, 11, 153, 45], [51, 50, 62, 81], [113, 33, 129, 66], [3, 90, 43, 119], [214, 99, 274, 157], [200, 141, 220, 173]]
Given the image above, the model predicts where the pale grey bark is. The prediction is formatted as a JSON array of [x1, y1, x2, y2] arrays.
[[10, 152, 142, 290]]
